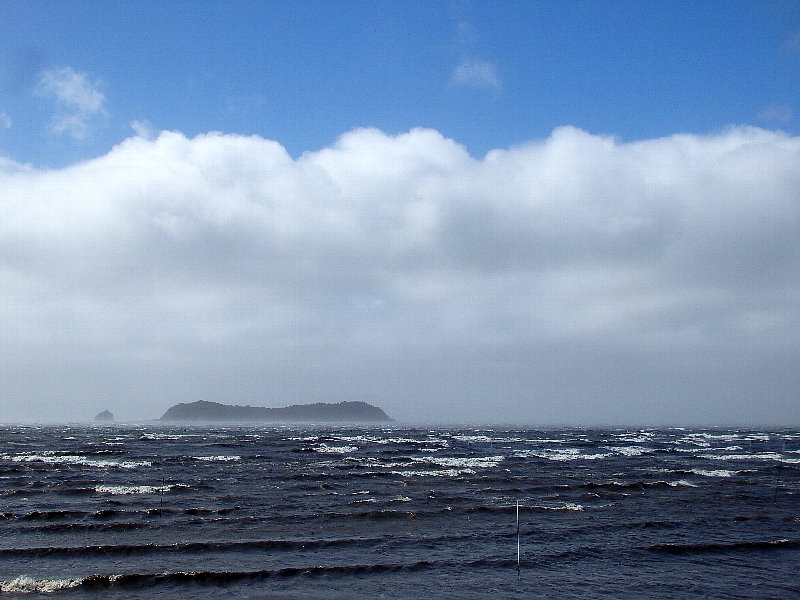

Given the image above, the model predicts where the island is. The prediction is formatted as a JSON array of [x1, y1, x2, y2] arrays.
[[94, 410, 114, 422], [160, 400, 393, 423]]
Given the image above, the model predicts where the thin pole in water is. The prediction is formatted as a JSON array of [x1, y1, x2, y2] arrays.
[[774, 441, 785, 504], [516, 500, 520, 579]]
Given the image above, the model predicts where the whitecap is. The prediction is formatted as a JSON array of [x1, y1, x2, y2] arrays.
[[513, 448, 611, 461], [699, 452, 781, 461], [690, 469, 734, 477], [95, 484, 168, 495], [140, 433, 194, 440], [534, 503, 584, 511], [612, 432, 655, 443], [419, 455, 504, 469], [1, 453, 150, 469], [603, 446, 652, 457], [191, 455, 241, 461], [313, 444, 358, 454], [343, 458, 416, 469], [452, 435, 493, 443], [0, 576, 81, 593], [390, 469, 473, 477]]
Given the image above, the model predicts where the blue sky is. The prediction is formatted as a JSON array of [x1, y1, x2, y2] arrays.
[[2, 1, 798, 165], [1, 2, 800, 425]]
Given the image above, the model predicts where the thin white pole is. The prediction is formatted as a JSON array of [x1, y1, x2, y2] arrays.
[[516, 501, 520, 579]]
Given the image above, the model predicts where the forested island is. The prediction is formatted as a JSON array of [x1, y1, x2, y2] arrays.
[[160, 400, 393, 423]]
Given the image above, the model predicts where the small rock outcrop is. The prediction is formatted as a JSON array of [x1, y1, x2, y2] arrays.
[[94, 410, 114, 422]]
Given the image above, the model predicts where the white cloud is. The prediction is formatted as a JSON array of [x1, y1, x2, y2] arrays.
[[36, 67, 107, 138], [759, 104, 793, 123], [451, 59, 500, 88], [1, 126, 799, 424], [783, 30, 800, 50], [0, 112, 11, 129], [130, 119, 155, 139]]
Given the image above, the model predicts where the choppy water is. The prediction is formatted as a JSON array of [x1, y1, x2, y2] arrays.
[[0, 425, 798, 598]]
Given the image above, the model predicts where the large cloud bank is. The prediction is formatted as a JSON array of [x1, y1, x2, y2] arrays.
[[2, 126, 799, 424]]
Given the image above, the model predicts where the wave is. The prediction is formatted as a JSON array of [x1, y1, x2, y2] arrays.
[[95, 484, 166, 495], [699, 452, 783, 461], [19, 538, 790, 595], [647, 538, 799, 555], [0, 535, 406, 559], [13, 520, 151, 534], [20, 510, 86, 521], [0, 453, 151, 469], [0, 576, 81, 593], [312, 444, 359, 453], [461, 502, 584, 514], [580, 480, 695, 491], [331, 454, 504, 477], [513, 448, 612, 461], [687, 468, 735, 477], [0, 560, 457, 593], [419, 455, 504, 469]]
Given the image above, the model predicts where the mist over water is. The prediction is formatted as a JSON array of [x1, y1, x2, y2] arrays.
[[0, 425, 798, 598]]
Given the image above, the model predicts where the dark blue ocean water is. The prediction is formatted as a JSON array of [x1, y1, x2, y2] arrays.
[[0, 425, 798, 598]]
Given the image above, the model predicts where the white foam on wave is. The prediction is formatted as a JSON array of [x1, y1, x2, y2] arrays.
[[603, 445, 652, 457], [612, 432, 655, 443], [699, 452, 782, 461], [350, 497, 377, 503], [668, 480, 697, 487], [453, 435, 493, 443], [536, 503, 584, 511], [313, 444, 358, 454], [386, 437, 449, 447], [420, 455, 504, 469], [0, 453, 150, 469], [338, 454, 502, 476], [680, 432, 773, 447], [0, 575, 81, 593], [390, 468, 471, 477], [140, 433, 191, 440], [690, 468, 734, 477], [382, 455, 505, 477], [329, 435, 377, 444], [343, 457, 416, 469], [743, 433, 772, 441], [328, 434, 451, 448], [95, 484, 169, 495], [192, 455, 241, 461], [513, 448, 611, 461]]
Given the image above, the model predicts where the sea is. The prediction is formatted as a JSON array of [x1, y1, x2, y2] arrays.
[[0, 425, 798, 598]]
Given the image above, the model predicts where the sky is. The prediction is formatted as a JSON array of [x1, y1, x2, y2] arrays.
[[1, 1, 799, 425]]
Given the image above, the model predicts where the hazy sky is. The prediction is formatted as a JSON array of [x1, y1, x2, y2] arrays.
[[1, 1, 800, 424]]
